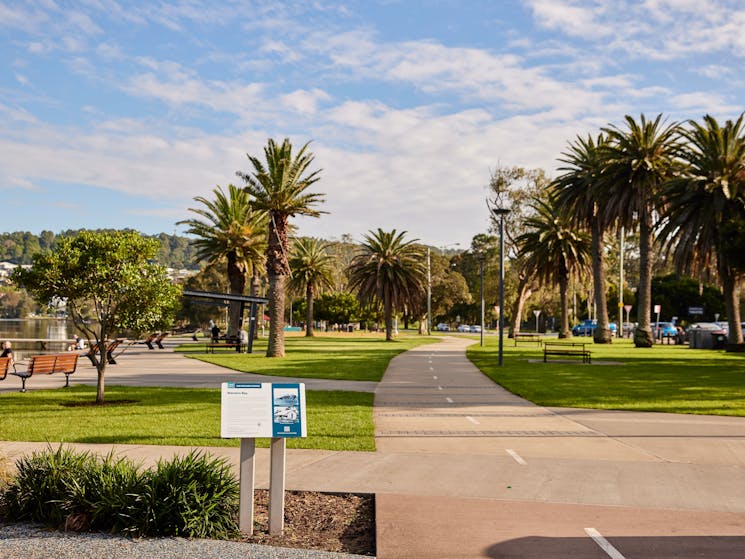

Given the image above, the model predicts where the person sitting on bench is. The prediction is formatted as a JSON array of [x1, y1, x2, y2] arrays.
[[1, 340, 13, 367]]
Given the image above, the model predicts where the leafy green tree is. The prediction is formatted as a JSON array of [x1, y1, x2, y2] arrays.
[[288, 238, 335, 337], [516, 196, 591, 338], [178, 184, 266, 336], [347, 229, 426, 341], [554, 134, 614, 343], [238, 138, 324, 357], [600, 114, 680, 347], [13, 231, 181, 404], [314, 292, 362, 325], [659, 114, 745, 344]]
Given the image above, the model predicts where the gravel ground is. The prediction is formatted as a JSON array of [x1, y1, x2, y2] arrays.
[[0, 523, 374, 559]]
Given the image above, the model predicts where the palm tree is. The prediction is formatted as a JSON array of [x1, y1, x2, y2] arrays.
[[659, 114, 745, 346], [347, 229, 426, 341], [178, 184, 266, 336], [553, 134, 613, 343], [600, 114, 680, 347], [238, 138, 324, 357], [288, 237, 335, 337], [516, 196, 591, 338]]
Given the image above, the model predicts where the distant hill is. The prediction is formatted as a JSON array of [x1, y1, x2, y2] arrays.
[[0, 229, 201, 269]]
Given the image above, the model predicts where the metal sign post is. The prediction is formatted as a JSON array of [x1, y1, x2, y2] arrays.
[[221, 382, 307, 536]]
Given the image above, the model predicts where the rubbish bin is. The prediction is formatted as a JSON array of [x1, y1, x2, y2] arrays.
[[689, 329, 713, 349], [713, 332, 727, 349]]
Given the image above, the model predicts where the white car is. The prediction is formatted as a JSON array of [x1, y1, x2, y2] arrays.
[[436, 323, 450, 331], [469, 324, 482, 333], [457, 324, 471, 332]]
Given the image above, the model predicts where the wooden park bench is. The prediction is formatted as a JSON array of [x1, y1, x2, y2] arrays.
[[206, 337, 243, 353], [0, 357, 14, 382], [514, 333, 543, 346], [154, 332, 168, 349], [84, 339, 125, 366], [11, 353, 79, 392], [543, 341, 591, 364]]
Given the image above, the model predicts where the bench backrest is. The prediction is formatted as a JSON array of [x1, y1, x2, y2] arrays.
[[27, 353, 79, 375], [0, 357, 11, 381]]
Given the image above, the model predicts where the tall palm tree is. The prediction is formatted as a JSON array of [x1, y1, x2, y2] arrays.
[[600, 114, 680, 347], [288, 237, 335, 337], [178, 184, 266, 335], [347, 229, 426, 341], [659, 114, 745, 346], [553, 134, 613, 343], [238, 138, 325, 357], [516, 196, 591, 338]]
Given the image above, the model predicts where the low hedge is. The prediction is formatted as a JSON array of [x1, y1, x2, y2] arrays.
[[0, 445, 238, 538]]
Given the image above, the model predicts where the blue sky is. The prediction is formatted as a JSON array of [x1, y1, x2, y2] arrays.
[[1, 0, 744, 248]]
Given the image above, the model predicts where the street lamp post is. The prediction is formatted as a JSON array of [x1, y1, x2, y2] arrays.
[[491, 207, 510, 366], [426, 247, 431, 336], [479, 253, 485, 347]]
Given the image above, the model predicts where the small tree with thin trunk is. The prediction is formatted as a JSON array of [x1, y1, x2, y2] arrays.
[[13, 231, 181, 404]]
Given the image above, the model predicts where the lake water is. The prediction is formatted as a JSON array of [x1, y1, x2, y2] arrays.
[[0, 319, 78, 357]]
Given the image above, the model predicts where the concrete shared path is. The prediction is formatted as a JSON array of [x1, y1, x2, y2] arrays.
[[2, 336, 745, 557]]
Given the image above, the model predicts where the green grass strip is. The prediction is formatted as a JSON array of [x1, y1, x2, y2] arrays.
[[468, 337, 745, 416], [179, 333, 438, 382], [0, 386, 375, 451]]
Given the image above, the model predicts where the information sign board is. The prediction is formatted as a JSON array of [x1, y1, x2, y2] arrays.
[[221, 382, 307, 439]]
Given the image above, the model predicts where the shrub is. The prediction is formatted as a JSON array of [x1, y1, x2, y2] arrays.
[[0, 446, 239, 539]]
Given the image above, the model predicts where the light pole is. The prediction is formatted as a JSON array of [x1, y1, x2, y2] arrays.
[[491, 206, 510, 366], [479, 253, 485, 347], [426, 247, 432, 335], [618, 226, 624, 338]]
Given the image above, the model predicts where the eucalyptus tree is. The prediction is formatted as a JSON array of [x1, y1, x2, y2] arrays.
[[347, 229, 426, 341], [659, 114, 745, 346], [487, 166, 548, 336], [178, 184, 266, 336], [238, 138, 324, 357], [516, 196, 591, 338], [553, 134, 613, 343], [288, 237, 335, 337], [600, 114, 680, 347]]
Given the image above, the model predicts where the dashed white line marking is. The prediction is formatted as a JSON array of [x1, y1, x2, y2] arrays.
[[432, 375, 438, 380], [446, 397, 454, 404], [584, 528, 626, 559], [466, 416, 480, 425], [429, 367, 434, 372], [506, 449, 527, 465], [437, 386, 443, 391]]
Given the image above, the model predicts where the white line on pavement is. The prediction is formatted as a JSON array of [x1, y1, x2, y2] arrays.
[[437, 385, 443, 390], [446, 397, 454, 404], [506, 448, 527, 465], [584, 528, 626, 559], [466, 416, 480, 425], [433, 375, 438, 380]]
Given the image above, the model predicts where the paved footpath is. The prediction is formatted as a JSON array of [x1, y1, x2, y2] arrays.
[[2, 337, 745, 558]]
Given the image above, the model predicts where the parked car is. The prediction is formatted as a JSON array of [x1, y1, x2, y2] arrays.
[[469, 324, 482, 333], [652, 322, 677, 338], [457, 324, 471, 332], [571, 319, 618, 337], [622, 322, 636, 336], [435, 323, 450, 332]]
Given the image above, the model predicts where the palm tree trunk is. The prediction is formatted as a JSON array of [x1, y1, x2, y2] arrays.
[[227, 251, 247, 337], [592, 215, 612, 343], [305, 282, 315, 337], [250, 269, 261, 340], [384, 294, 394, 341], [509, 272, 533, 338], [720, 266, 744, 346], [634, 209, 654, 347], [559, 272, 571, 339], [266, 274, 286, 357]]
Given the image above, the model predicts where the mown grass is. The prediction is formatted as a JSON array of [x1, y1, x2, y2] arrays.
[[468, 336, 745, 416], [179, 332, 438, 382], [0, 386, 375, 451]]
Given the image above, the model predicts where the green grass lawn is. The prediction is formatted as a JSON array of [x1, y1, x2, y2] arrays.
[[468, 337, 745, 416], [179, 333, 438, 382], [0, 386, 375, 451]]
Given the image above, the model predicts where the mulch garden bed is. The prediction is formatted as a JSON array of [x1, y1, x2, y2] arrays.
[[241, 489, 375, 556]]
